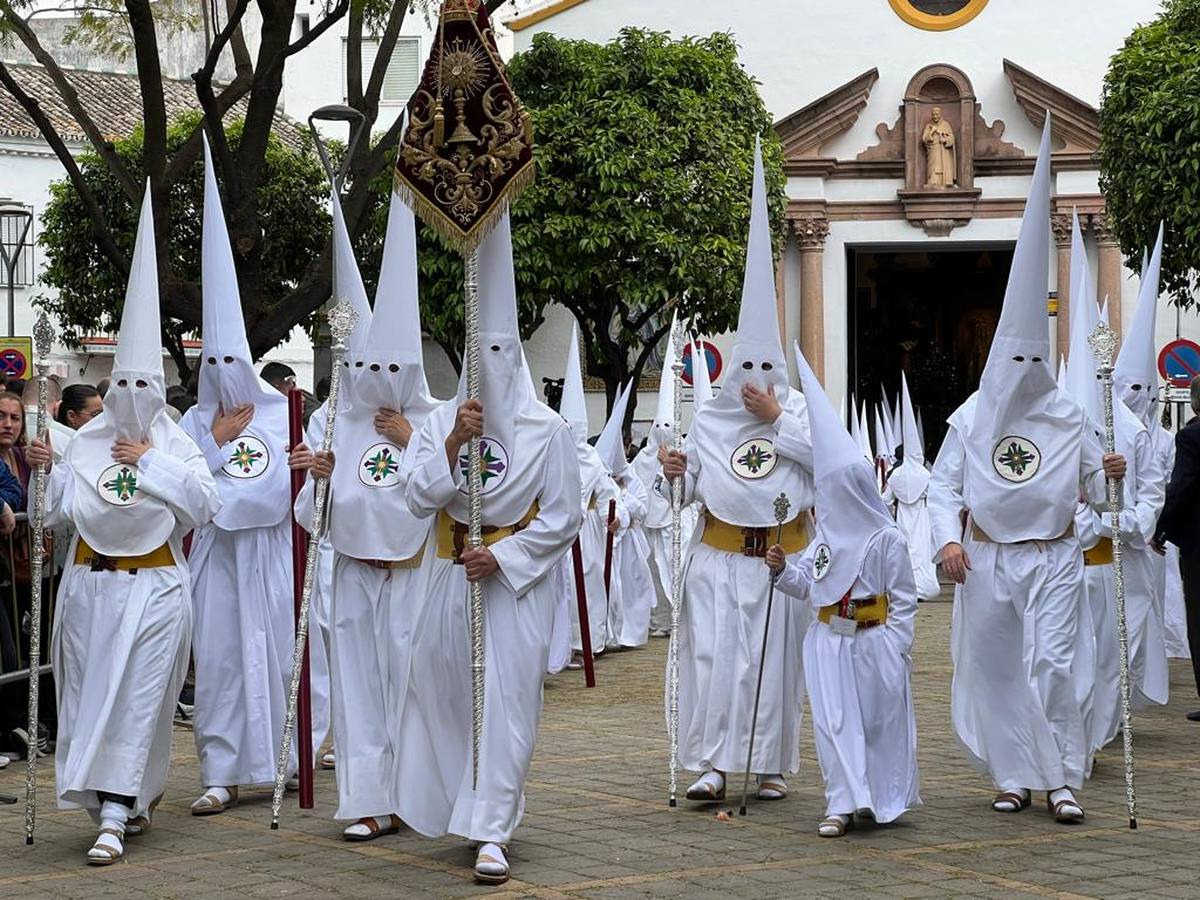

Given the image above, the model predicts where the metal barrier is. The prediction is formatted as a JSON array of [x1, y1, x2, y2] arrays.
[[0, 510, 60, 695]]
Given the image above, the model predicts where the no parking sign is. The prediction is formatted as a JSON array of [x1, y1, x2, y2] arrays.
[[0, 337, 32, 380], [1157, 338, 1200, 389]]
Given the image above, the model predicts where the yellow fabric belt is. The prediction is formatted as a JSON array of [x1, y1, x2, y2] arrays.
[[436, 502, 540, 563], [1083, 537, 1114, 567], [347, 548, 424, 571], [817, 593, 889, 629], [971, 522, 1074, 545], [74, 537, 174, 571], [700, 511, 809, 558]]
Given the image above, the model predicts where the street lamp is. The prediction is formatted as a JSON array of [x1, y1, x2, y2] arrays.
[[307, 105, 366, 382], [0, 202, 33, 338]]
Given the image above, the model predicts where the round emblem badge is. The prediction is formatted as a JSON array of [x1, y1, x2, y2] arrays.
[[992, 435, 1042, 484], [812, 543, 832, 581], [97, 462, 144, 507], [358, 442, 403, 488], [730, 437, 778, 480], [222, 435, 270, 480], [458, 436, 509, 495]]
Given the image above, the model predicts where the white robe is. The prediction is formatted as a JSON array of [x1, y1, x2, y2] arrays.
[[930, 424, 1109, 792], [568, 480, 617, 653], [1165, 543, 1190, 658], [775, 528, 920, 821], [394, 411, 581, 844], [49, 443, 220, 819], [183, 419, 331, 788], [670, 402, 815, 776], [882, 481, 940, 600], [605, 473, 655, 648], [631, 444, 698, 633]]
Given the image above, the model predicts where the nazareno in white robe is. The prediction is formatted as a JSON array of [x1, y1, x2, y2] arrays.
[[567, 460, 616, 654], [605, 471, 655, 648], [775, 527, 921, 821], [667, 392, 815, 776], [929, 396, 1109, 792], [1074, 422, 1166, 757], [181, 410, 330, 788], [631, 443, 699, 633], [882, 472, 940, 600], [49, 434, 221, 819], [393, 403, 582, 844]]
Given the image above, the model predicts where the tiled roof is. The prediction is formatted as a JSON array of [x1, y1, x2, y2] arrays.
[[0, 62, 305, 148]]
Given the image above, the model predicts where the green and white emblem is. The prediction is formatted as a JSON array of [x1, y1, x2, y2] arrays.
[[812, 543, 832, 581], [223, 435, 269, 480], [97, 462, 143, 507], [359, 442, 403, 488], [992, 435, 1041, 484], [458, 436, 509, 495], [730, 437, 778, 480]]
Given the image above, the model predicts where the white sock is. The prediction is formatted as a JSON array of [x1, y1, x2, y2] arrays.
[[476, 842, 508, 874], [197, 786, 232, 806], [1049, 787, 1078, 807]]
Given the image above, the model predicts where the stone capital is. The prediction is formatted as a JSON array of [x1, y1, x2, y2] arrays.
[[792, 216, 830, 249], [1091, 212, 1118, 246], [1050, 213, 1075, 247]]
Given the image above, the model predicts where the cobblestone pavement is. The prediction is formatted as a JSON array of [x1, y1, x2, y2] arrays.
[[3, 599, 1200, 898]]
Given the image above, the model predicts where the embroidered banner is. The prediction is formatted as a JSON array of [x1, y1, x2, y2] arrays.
[[393, 0, 535, 255]]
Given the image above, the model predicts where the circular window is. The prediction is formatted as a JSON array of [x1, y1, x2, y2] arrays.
[[889, 0, 989, 31]]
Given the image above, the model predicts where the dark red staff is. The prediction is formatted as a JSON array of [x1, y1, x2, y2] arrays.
[[570, 538, 596, 688], [288, 388, 314, 809]]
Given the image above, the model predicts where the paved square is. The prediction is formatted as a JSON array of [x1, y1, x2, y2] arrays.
[[2, 600, 1198, 898]]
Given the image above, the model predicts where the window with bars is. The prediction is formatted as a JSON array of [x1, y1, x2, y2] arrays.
[[344, 36, 422, 106], [0, 208, 33, 287]]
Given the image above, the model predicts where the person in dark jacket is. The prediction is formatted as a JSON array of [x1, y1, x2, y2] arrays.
[[1153, 375, 1200, 720]]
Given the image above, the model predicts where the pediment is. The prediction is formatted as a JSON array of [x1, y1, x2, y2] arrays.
[[1003, 59, 1100, 153], [774, 68, 879, 159]]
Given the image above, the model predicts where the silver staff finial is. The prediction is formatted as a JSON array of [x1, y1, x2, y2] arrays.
[[32, 312, 55, 361], [773, 492, 791, 525], [327, 299, 359, 350], [1088, 321, 1119, 372]]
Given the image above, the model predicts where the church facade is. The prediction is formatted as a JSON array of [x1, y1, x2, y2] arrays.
[[509, 0, 1189, 438]]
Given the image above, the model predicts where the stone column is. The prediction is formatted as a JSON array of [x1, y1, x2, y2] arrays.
[[775, 228, 788, 344], [1093, 213, 1123, 337], [794, 216, 829, 381], [1050, 213, 1073, 363]]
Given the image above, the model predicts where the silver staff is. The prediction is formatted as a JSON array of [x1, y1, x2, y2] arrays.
[[271, 298, 358, 829], [23, 311, 54, 845], [1088, 320, 1138, 830], [739, 492, 791, 816], [666, 315, 685, 807], [464, 250, 485, 790]]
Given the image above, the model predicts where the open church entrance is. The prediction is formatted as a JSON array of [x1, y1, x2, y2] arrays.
[[847, 245, 1014, 456]]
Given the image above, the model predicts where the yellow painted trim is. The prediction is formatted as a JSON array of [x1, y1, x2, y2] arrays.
[[888, 0, 989, 31], [507, 0, 590, 32]]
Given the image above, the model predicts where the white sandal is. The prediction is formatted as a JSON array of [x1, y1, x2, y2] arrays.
[[475, 842, 510, 885], [343, 814, 402, 842], [320, 750, 336, 770], [87, 826, 125, 865], [124, 793, 163, 837], [818, 814, 852, 838], [756, 774, 788, 801], [190, 786, 237, 816], [685, 771, 726, 802]]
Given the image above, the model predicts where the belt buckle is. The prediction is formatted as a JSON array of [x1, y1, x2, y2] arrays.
[[743, 527, 766, 558], [89, 555, 116, 572]]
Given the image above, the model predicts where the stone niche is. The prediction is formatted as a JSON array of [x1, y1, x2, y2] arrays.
[[896, 64, 983, 236]]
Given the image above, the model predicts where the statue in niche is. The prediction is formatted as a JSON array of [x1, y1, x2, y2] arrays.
[[922, 106, 957, 187]]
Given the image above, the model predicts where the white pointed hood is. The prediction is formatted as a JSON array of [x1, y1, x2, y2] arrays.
[[189, 136, 290, 531], [949, 117, 1088, 542], [561, 319, 608, 498], [331, 185, 374, 360], [445, 212, 561, 526], [690, 336, 713, 411], [795, 343, 895, 607], [67, 182, 194, 555], [859, 400, 873, 461], [595, 380, 633, 477], [1064, 208, 1102, 428], [327, 190, 440, 559], [888, 372, 929, 504], [848, 392, 864, 457], [686, 138, 813, 525], [873, 406, 888, 462], [1114, 224, 1164, 424], [645, 314, 680, 450], [880, 385, 897, 460]]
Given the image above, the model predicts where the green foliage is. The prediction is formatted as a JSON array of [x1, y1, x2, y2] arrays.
[[1100, 0, 1200, 305], [508, 28, 786, 399], [37, 112, 329, 362]]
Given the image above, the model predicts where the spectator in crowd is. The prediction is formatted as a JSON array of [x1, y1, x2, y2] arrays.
[[260, 361, 297, 395], [22, 377, 74, 461], [55, 383, 103, 430], [0, 455, 27, 765], [0, 389, 35, 758], [95, 377, 111, 399], [1154, 374, 1200, 721]]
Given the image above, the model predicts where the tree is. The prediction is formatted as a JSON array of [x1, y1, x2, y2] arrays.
[[1100, 0, 1200, 306], [493, 29, 788, 414], [38, 113, 329, 375], [0, 0, 512, 366]]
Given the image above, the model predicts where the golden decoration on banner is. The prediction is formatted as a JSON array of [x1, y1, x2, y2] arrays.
[[394, 0, 535, 256]]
